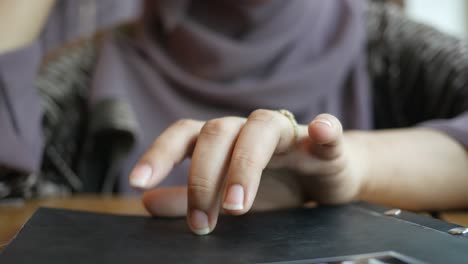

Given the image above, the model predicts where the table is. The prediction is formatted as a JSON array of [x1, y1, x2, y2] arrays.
[[1, 196, 467, 251], [0, 195, 148, 250]]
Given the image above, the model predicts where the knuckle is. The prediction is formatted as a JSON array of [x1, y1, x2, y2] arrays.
[[249, 109, 280, 132], [232, 148, 262, 171], [188, 176, 215, 199], [249, 109, 276, 123], [200, 118, 235, 138], [173, 119, 199, 129]]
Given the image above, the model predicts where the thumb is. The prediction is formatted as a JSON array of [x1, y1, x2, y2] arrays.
[[307, 114, 344, 160], [143, 187, 187, 217]]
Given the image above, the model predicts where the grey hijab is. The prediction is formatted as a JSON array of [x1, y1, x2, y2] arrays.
[[89, 0, 371, 192]]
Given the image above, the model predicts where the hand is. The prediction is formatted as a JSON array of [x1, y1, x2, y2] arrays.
[[129, 110, 368, 235]]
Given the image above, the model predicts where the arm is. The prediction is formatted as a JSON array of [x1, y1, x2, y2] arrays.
[[0, 0, 56, 172], [0, 0, 55, 53], [358, 2, 468, 210], [133, 110, 468, 235], [354, 129, 468, 211], [0, 0, 55, 198]]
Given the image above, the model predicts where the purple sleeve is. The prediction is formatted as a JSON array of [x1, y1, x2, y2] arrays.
[[420, 112, 468, 147], [0, 0, 141, 174], [0, 42, 44, 172]]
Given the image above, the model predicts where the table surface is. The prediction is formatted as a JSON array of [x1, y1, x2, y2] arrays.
[[0, 195, 148, 250], [1, 195, 467, 250]]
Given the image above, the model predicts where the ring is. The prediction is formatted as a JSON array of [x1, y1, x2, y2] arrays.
[[277, 109, 298, 143]]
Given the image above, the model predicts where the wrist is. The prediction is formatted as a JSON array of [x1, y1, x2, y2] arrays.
[[343, 130, 372, 202]]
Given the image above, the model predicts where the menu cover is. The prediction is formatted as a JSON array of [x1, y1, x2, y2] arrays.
[[1, 203, 468, 263]]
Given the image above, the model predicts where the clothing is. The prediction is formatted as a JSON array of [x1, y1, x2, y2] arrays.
[[1, 1, 467, 198], [367, 3, 468, 142], [0, 0, 141, 173]]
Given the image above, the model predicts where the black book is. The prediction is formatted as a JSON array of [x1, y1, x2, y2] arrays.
[[1, 203, 468, 263]]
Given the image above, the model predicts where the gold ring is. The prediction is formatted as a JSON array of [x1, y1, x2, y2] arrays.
[[277, 109, 298, 143]]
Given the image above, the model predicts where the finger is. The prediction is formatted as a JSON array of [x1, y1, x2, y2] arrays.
[[143, 187, 187, 217], [129, 119, 204, 189], [187, 117, 245, 235], [221, 109, 297, 215], [307, 114, 344, 160]]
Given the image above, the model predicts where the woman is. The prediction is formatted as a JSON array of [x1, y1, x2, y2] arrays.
[[1, 0, 468, 235]]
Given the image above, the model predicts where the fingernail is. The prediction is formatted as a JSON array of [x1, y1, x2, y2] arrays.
[[223, 184, 244, 211], [190, 209, 210, 235], [313, 118, 333, 128], [130, 164, 152, 188]]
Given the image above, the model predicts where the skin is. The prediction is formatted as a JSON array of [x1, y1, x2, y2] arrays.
[[129, 110, 468, 235], [0, 0, 55, 53]]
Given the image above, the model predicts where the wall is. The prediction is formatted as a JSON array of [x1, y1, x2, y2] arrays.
[[405, 0, 467, 38]]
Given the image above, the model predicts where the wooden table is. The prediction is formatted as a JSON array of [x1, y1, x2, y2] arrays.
[[1, 195, 467, 251], [0, 195, 148, 250]]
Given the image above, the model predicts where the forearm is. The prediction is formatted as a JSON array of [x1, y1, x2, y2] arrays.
[[354, 129, 468, 211], [0, 0, 55, 54]]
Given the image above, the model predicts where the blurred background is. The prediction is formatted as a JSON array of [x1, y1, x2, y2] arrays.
[[403, 0, 468, 39]]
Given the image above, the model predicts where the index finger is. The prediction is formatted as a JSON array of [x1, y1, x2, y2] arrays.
[[129, 119, 204, 189]]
